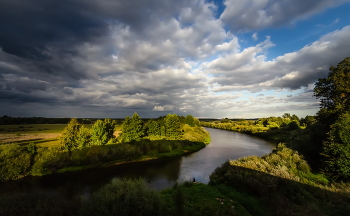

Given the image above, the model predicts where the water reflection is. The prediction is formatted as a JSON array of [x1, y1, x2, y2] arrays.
[[0, 128, 274, 198]]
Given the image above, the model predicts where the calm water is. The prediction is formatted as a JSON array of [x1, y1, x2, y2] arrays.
[[0, 128, 274, 198]]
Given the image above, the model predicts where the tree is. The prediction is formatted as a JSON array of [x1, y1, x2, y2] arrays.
[[220, 118, 231, 123], [291, 114, 300, 122], [322, 113, 350, 180], [76, 126, 92, 148], [282, 113, 292, 119], [314, 57, 350, 118], [301, 115, 317, 127], [60, 118, 81, 151], [90, 119, 117, 146], [147, 120, 161, 137], [165, 114, 182, 140], [194, 118, 200, 127], [120, 113, 144, 142], [185, 115, 195, 127], [120, 116, 132, 142]]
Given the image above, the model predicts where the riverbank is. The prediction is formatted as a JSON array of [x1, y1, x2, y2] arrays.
[[0, 179, 251, 216], [0, 139, 207, 182], [55, 141, 206, 174], [2, 144, 349, 216]]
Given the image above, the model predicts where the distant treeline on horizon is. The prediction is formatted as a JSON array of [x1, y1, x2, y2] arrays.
[[0, 115, 261, 125]]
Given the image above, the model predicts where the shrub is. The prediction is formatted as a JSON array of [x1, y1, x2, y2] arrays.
[[322, 113, 350, 180], [31, 146, 68, 175], [0, 144, 32, 181], [80, 178, 167, 216]]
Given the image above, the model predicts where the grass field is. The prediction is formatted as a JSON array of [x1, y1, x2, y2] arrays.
[[0, 124, 68, 134], [0, 124, 93, 147]]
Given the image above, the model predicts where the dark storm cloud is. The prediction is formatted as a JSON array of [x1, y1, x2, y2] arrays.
[[0, 0, 191, 61], [0, 0, 108, 60]]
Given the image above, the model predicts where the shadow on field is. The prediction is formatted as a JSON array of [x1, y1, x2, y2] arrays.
[[211, 165, 350, 216]]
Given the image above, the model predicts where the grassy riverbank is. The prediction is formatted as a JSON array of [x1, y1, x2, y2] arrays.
[[2, 144, 349, 216], [0, 113, 211, 181], [0, 139, 207, 181], [0, 179, 250, 216]]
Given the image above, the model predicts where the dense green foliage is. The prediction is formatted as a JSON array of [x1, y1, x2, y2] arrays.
[[0, 144, 32, 181], [209, 144, 350, 216], [185, 115, 196, 127], [0, 139, 206, 181], [119, 113, 144, 142], [322, 113, 350, 180], [60, 118, 117, 150], [91, 119, 117, 145], [314, 57, 350, 118], [314, 57, 350, 180], [0, 179, 251, 216], [60, 118, 81, 150], [120, 113, 208, 143], [165, 114, 183, 140]]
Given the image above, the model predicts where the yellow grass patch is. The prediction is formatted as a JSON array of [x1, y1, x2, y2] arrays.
[[0, 133, 60, 144]]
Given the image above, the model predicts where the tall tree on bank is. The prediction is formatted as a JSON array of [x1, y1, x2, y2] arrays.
[[322, 113, 350, 181], [313, 57, 350, 180], [60, 118, 81, 151], [314, 57, 350, 124]]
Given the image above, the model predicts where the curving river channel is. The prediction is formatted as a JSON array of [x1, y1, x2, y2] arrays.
[[0, 128, 275, 198]]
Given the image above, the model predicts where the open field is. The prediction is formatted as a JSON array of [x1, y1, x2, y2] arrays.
[[0, 124, 93, 147], [0, 133, 61, 147], [0, 124, 68, 134]]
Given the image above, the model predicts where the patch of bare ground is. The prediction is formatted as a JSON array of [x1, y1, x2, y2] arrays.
[[113, 131, 121, 138], [0, 133, 60, 143]]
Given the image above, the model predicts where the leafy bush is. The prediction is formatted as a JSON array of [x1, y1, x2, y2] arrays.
[[31, 146, 69, 175], [80, 178, 167, 216], [322, 113, 350, 181], [0, 144, 32, 181]]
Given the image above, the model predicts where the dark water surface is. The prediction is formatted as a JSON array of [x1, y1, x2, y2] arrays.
[[0, 128, 274, 198]]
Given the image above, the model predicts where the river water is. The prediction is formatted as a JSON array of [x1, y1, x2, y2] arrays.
[[0, 128, 274, 198]]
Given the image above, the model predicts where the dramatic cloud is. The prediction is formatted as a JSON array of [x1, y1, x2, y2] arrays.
[[220, 0, 350, 32], [0, 0, 349, 118], [206, 26, 350, 92]]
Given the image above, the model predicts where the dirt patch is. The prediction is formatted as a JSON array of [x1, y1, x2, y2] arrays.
[[113, 131, 122, 138], [0, 133, 60, 143]]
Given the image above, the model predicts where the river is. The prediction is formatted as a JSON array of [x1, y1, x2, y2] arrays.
[[0, 128, 274, 198]]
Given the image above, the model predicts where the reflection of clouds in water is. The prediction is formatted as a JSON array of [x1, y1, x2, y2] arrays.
[[0, 128, 274, 198], [176, 128, 275, 184], [240, 142, 259, 150]]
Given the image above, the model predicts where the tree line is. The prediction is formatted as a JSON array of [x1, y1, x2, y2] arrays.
[[60, 113, 202, 151], [0, 116, 97, 125]]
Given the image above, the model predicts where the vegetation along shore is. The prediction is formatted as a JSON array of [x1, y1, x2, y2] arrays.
[[0, 113, 210, 181]]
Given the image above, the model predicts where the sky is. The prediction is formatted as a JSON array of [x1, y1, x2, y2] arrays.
[[0, 0, 350, 119]]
